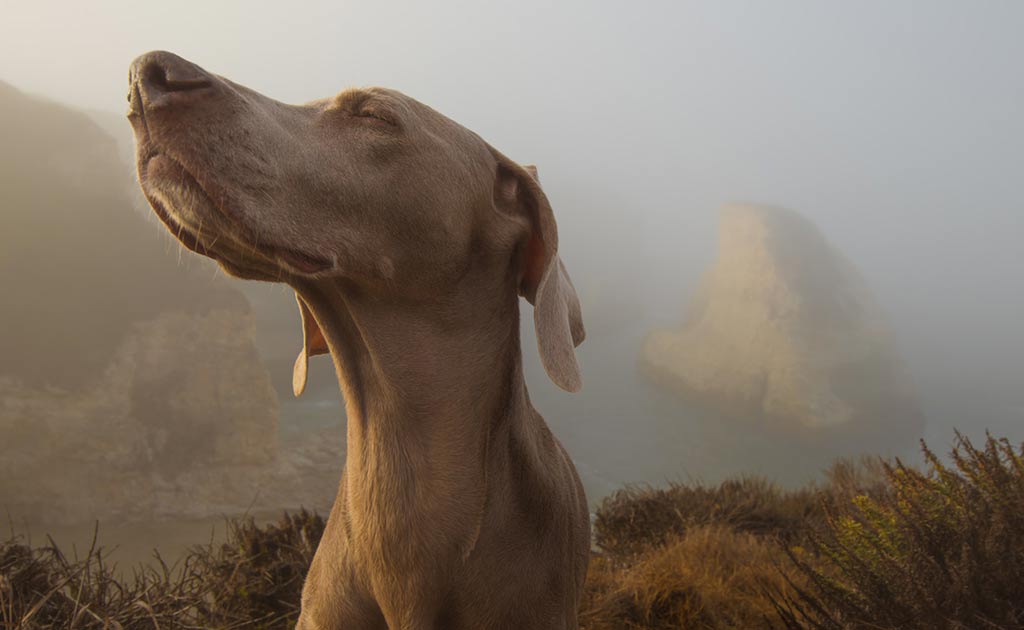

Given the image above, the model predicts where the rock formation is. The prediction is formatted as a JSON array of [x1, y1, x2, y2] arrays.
[[641, 204, 922, 433], [0, 81, 283, 523]]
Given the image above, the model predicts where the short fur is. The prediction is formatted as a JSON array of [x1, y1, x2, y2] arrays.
[[127, 50, 589, 629]]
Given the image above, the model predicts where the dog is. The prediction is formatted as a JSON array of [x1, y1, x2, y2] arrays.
[[127, 50, 589, 629]]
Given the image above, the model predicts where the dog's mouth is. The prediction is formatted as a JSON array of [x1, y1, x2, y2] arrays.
[[137, 145, 334, 278]]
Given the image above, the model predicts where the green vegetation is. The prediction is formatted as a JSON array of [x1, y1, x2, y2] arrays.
[[775, 433, 1024, 630], [2, 434, 1022, 629]]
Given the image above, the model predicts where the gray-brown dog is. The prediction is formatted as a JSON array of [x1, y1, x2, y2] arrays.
[[127, 51, 589, 629]]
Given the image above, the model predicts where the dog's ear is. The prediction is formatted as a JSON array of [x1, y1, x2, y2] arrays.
[[293, 293, 330, 397], [491, 151, 585, 392]]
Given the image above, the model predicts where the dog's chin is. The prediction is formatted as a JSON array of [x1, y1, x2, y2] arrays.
[[140, 154, 336, 280]]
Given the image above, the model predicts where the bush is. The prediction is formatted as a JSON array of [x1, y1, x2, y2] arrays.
[[774, 433, 1024, 630], [582, 525, 806, 630], [594, 476, 826, 561]]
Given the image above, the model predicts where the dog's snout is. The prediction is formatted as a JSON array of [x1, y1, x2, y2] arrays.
[[128, 51, 212, 113]]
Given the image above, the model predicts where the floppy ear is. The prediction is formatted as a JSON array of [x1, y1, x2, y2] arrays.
[[292, 293, 330, 397], [491, 151, 585, 392]]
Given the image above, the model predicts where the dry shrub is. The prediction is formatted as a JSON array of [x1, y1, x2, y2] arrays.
[[594, 477, 824, 560], [582, 525, 806, 630]]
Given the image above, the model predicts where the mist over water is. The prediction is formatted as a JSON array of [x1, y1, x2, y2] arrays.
[[2, 1, 1022, 565]]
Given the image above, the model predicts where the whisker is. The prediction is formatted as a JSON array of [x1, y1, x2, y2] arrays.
[[195, 218, 206, 255], [176, 223, 185, 266]]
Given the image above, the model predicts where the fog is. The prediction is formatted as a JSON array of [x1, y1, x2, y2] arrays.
[[1, 1, 1022, 560]]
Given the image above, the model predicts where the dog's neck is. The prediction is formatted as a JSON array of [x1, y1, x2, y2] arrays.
[[292, 272, 529, 526]]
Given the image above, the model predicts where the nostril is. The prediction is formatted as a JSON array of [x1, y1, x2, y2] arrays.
[[142, 60, 211, 93], [131, 51, 213, 99], [130, 51, 215, 112], [142, 60, 169, 90]]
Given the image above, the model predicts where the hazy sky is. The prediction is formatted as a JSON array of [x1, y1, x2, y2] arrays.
[[3, 1, 1023, 439]]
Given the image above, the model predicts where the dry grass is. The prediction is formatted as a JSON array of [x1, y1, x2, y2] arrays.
[[594, 476, 828, 561], [0, 510, 323, 630], [2, 434, 1021, 629], [189, 510, 324, 628], [582, 525, 807, 630], [1, 528, 199, 629]]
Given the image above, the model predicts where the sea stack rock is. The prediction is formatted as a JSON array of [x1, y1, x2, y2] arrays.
[[641, 204, 922, 433]]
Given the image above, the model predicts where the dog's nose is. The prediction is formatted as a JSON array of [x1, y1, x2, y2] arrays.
[[128, 51, 212, 112]]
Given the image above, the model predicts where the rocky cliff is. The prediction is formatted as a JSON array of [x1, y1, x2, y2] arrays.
[[0, 81, 282, 523], [641, 204, 922, 434]]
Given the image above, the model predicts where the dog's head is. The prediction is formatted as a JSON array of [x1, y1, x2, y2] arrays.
[[127, 51, 585, 393]]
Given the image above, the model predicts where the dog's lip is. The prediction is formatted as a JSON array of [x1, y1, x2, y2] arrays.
[[145, 190, 217, 259], [139, 148, 334, 275], [271, 248, 334, 274]]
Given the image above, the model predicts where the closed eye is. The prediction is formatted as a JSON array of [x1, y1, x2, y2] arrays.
[[327, 89, 402, 131], [355, 108, 397, 127]]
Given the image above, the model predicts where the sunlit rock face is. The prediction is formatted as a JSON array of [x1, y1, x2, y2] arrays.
[[641, 204, 922, 433], [0, 81, 284, 523]]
